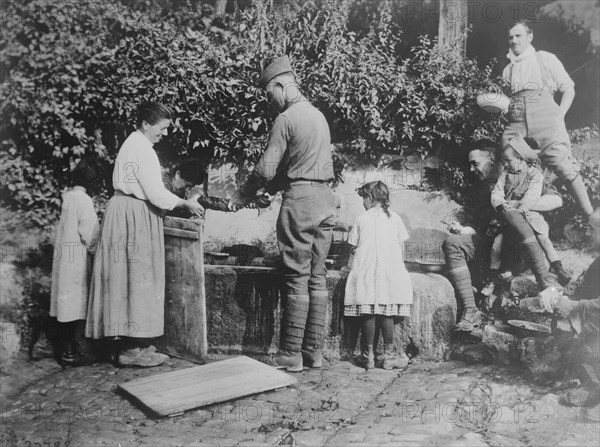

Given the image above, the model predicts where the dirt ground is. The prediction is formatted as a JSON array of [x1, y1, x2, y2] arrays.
[[1, 352, 599, 447]]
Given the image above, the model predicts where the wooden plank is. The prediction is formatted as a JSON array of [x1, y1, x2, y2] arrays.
[[118, 356, 298, 417], [164, 216, 203, 232], [164, 227, 200, 240], [161, 216, 207, 361]]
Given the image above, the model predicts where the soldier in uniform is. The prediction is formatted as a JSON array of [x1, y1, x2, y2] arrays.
[[229, 56, 336, 371], [443, 140, 561, 331]]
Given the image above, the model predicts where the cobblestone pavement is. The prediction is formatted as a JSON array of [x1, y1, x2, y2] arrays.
[[1, 355, 599, 446]]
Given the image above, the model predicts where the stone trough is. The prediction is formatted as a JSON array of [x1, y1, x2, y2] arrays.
[[159, 217, 457, 363]]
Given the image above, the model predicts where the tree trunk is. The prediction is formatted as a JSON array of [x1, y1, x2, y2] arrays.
[[438, 0, 467, 55], [214, 0, 227, 16]]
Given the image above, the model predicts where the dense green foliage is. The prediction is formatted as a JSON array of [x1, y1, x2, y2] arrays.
[[0, 0, 271, 224], [0, 0, 595, 228]]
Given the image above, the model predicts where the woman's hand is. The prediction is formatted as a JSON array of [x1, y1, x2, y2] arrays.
[[183, 195, 204, 217]]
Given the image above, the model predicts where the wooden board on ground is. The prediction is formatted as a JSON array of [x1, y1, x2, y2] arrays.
[[118, 356, 298, 417]]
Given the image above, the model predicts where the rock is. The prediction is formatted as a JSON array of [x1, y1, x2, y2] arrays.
[[0, 263, 25, 308], [493, 406, 519, 425], [397, 273, 457, 360], [450, 343, 487, 364], [563, 223, 585, 247], [519, 336, 562, 376], [479, 366, 494, 374], [558, 387, 592, 408], [488, 383, 514, 399], [519, 296, 548, 313], [510, 276, 539, 298], [530, 394, 561, 419], [0, 321, 21, 369], [482, 324, 519, 365]]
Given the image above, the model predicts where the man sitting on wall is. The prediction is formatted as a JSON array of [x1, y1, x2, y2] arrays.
[[443, 140, 562, 331]]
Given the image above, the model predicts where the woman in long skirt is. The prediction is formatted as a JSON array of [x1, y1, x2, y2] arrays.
[[86, 102, 203, 367]]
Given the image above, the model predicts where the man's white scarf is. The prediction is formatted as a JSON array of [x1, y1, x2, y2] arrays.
[[506, 46, 546, 93], [507, 45, 536, 64]]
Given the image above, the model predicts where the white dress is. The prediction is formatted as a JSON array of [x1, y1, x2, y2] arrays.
[[344, 207, 413, 316], [50, 187, 99, 322]]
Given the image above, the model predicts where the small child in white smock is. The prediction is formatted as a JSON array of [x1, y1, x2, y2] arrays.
[[344, 181, 413, 370], [50, 159, 100, 365]]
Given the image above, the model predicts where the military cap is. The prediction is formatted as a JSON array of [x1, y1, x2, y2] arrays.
[[506, 134, 538, 163], [258, 56, 293, 88]]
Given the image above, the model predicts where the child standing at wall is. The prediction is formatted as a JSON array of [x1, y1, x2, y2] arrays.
[[50, 159, 100, 365], [163, 159, 206, 218], [344, 181, 413, 370], [490, 135, 572, 286]]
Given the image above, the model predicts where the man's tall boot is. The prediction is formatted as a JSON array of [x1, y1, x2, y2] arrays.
[[565, 174, 593, 217], [302, 291, 328, 368], [520, 235, 558, 290], [443, 238, 481, 331], [269, 295, 309, 372], [447, 265, 482, 331]]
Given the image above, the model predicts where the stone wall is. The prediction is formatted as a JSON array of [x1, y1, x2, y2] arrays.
[[0, 263, 26, 368], [198, 266, 456, 361], [202, 163, 461, 263]]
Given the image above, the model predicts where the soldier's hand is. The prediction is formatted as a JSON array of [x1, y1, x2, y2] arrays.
[[255, 192, 273, 209], [554, 296, 579, 319], [228, 190, 249, 212], [496, 203, 512, 213]]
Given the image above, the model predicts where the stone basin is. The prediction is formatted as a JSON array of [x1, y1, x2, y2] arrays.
[[201, 266, 456, 361], [160, 217, 457, 363]]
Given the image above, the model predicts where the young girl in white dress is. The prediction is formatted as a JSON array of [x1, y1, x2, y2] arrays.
[[344, 181, 413, 369]]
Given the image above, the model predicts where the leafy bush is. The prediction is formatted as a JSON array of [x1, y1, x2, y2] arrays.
[[0, 0, 514, 225], [263, 0, 506, 160], [1, 0, 271, 226]]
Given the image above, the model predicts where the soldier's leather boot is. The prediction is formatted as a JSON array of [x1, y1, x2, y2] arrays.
[[267, 295, 309, 372], [302, 291, 328, 368]]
